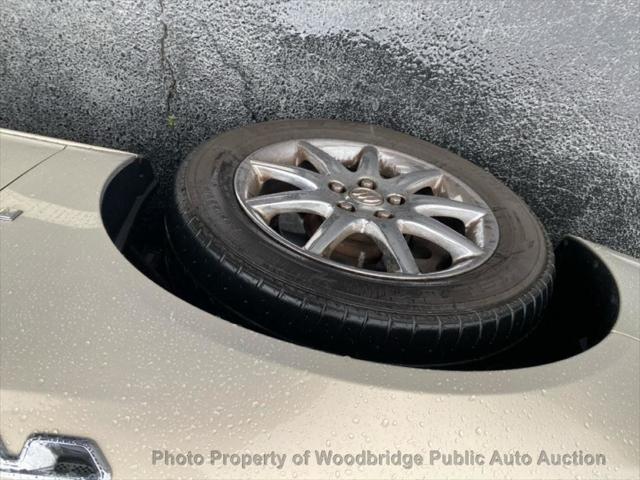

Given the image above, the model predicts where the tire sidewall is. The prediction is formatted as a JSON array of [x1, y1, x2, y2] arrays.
[[176, 120, 549, 317]]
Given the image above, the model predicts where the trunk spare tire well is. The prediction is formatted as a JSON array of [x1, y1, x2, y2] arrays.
[[167, 120, 554, 365]]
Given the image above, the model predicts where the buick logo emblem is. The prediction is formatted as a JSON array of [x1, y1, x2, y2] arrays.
[[349, 187, 384, 206]]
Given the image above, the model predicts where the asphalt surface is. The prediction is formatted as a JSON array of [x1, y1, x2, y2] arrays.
[[1, 0, 638, 256]]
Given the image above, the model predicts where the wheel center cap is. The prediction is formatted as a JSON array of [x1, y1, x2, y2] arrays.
[[349, 187, 384, 206]]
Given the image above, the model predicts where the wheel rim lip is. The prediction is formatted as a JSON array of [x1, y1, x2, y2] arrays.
[[233, 138, 500, 280]]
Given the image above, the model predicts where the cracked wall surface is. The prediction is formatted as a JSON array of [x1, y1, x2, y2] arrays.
[[1, 0, 638, 256]]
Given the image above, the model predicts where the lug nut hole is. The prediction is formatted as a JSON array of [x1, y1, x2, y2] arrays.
[[374, 210, 394, 219], [337, 200, 356, 212], [358, 178, 376, 189], [387, 194, 405, 205], [329, 181, 346, 193]]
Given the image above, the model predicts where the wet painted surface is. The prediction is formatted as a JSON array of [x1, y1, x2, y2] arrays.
[[0, 131, 638, 479], [1, 0, 638, 255]]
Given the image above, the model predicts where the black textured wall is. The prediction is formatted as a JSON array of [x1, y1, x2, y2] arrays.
[[1, 0, 638, 256]]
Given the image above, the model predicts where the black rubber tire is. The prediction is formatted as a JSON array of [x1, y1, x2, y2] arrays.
[[167, 120, 554, 366]]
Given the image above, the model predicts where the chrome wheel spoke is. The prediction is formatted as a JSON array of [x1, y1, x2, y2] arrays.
[[411, 196, 488, 225], [391, 169, 442, 194], [246, 190, 333, 221], [356, 146, 381, 177], [297, 141, 349, 176], [304, 214, 362, 255], [249, 160, 324, 191], [399, 215, 484, 263], [367, 221, 420, 274]]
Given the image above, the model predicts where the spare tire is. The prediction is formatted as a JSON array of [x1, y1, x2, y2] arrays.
[[166, 120, 554, 365]]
